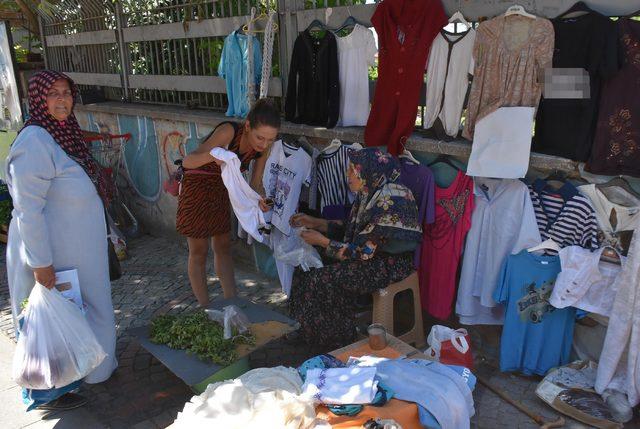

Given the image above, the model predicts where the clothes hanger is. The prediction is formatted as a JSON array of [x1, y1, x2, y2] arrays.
[[428, 154, 461, 171], [322, 138, 342, 154], [556, 1, 591, 19], [599, 245, 622, 265], [448, 11, 471, 29], [505, 5, 537, 19], [334, 16, 363, 33], [544, 170, 568, 190], [307, 18, 328, 39], [243, 10, 279, 33], [626, 9, 640, 18], [527, 238, 561, 253], [596, 176, 640, 200], [399, 149, 420, 164], [398, 139, 420, 164]]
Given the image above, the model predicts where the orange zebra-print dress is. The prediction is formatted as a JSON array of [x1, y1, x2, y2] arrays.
[[176, 122, 258, 238]]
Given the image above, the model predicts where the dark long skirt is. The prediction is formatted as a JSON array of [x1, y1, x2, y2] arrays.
[[289, 252, 415, 349]]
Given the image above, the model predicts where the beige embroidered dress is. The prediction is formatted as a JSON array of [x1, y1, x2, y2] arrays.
[[463, 15, 554, 140]]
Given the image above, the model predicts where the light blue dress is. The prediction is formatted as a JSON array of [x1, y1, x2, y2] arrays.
[[219, 30, 262, 118], [5, 126, 117, 404]]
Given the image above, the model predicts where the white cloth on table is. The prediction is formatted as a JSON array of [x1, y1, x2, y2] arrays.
[[336, 24, 377, 127], [467, 107, 535, 179], [456, 178, 541, 325], [302, 367, 378, 405], [550, 246, 624, 316], [5, 126, 117, 383], [595, 227, 640, 406], [173, 366, 315, 429], [210, 147, 265, 243], [423, 28, 475, 136]]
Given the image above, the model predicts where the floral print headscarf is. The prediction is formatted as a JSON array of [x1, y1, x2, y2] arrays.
[[344, 148, 422, 246]]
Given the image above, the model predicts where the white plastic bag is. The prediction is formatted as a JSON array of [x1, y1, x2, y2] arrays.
[[205, 305, 252, 340], [273, 227, 323, 271], [425, 325, 474, 369], [12, 283, 107, 389]]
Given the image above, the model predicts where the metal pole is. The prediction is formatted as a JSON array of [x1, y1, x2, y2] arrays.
[[114, 1, 130, 101], [38, 15, 49, 69]]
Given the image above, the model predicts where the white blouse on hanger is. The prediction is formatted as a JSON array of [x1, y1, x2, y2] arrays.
[[336, 24, 377, 127], [423, 28, 476, 137]]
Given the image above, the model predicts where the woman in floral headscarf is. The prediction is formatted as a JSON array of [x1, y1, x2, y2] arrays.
[[289, 148, 422, 348], [5, 71, 117, 411]]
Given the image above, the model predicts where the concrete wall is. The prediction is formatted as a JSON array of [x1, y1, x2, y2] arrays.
[[76, 110, 215, 238]]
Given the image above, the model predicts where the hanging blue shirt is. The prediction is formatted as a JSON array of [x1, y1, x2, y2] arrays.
[[493, 250, 576, 376], [219, 31, 262, 118]]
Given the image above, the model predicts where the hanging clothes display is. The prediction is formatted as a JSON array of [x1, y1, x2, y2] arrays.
[[493, 250, 576, 376], [285, 30, 340, 128], [316, 141, 362, 220], [262, 140, 313, 294], [595, 227, 640, 407], [456, 179, 541, 325], [550, 245, 624, 317], [578, 184, 640, 256], [462, 15, 554, 140], [262, 140, 313, 236], [219, 30, 262, 118], [423, 28, 476, 138], [399, 157, 435, 267], [419, 172, 474, 320], [533, 8, 618, 161], [336, 24, 377, 127], [587, 18, 640, 176], [364, 0, 447, 155], [528, 179, 599, 250]]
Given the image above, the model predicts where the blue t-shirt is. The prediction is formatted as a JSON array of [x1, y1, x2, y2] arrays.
[[493, 250, 576, 376]]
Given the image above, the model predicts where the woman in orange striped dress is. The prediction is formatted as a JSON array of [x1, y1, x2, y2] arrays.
[[177, 99, 280, 305]]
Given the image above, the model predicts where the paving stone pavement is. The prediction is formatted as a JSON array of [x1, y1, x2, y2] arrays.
[[1, 234, 638, 428]]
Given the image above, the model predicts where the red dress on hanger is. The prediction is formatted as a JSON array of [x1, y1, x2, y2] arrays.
[[365, 0, 446, 155]]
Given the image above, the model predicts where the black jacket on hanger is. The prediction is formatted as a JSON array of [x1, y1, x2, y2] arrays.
[[285, 30, 340, 129]]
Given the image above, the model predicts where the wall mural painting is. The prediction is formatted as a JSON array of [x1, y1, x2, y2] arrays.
[[117, 114, 161, 201]]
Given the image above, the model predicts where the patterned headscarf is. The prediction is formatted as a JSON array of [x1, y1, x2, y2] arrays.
[[344, 148, 422, 246], [20, 70, 113, 205]]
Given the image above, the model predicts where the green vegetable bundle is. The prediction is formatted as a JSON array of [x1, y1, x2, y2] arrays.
[[149, 311, 254, 366]]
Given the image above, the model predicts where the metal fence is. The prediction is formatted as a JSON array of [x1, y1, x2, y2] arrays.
[[38, 0, 282, 110]]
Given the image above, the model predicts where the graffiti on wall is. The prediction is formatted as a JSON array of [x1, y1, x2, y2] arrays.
[[117, 114, 160, 201]]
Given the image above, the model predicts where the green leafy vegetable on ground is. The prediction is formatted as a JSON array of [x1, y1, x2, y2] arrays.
[[149, 311, 254, 366]]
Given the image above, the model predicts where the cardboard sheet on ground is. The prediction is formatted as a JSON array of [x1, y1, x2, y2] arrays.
[[315, 339, 424, 429], [130, 297, 298, 386]]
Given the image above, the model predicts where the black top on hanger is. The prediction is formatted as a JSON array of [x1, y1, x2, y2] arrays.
[[556, 1, 592, 19], [428, 154, 460, 171]]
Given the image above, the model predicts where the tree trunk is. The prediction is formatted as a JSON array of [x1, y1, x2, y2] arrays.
[[14, 0, 39, 35]]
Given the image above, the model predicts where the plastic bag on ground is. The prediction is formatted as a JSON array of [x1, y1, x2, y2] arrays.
[[425, 325, 474, 370], [205, 305, 251, 340], [12, 283, 106, 389], [273, 227, 323, 272]]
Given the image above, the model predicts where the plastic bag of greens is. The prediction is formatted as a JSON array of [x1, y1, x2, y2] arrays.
[[205, 305, 251, 339]]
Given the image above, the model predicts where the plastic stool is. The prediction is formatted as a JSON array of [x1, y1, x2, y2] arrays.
[[372, 272, 425, 348]]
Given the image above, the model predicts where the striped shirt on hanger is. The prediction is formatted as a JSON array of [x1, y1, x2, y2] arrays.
[[528, 179, 599, 250], [317, 141, 362, 215]]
